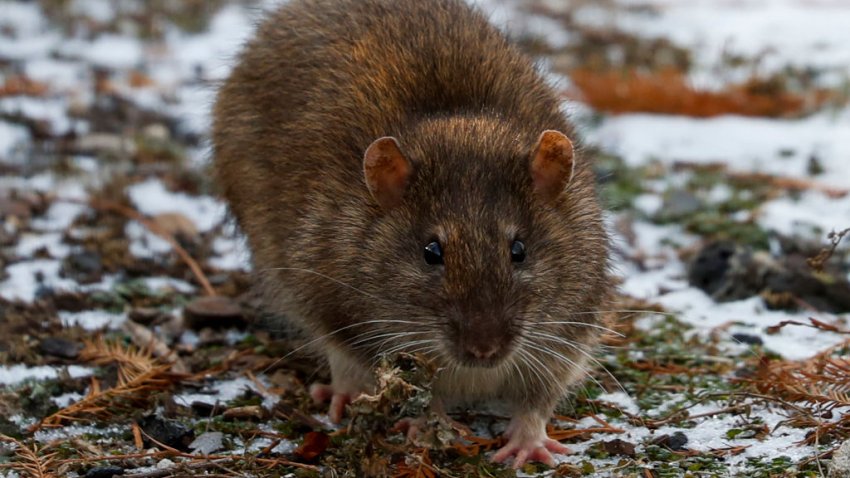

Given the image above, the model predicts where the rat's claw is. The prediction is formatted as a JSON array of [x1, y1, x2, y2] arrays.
[[492, 437, 568, 468], [309, 383, 354, 423]]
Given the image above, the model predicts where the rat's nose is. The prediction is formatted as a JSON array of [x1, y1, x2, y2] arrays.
[[465, 343, 501, 360]]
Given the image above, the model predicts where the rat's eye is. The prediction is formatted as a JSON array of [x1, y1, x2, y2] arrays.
[[424, 241, 444, 265], [510, 240, 526, 263]]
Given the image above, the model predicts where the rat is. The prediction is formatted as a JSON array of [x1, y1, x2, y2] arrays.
[[212, 0, 611, 468]]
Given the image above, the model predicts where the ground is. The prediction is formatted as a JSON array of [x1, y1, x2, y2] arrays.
[[1, 0, 849, 477]]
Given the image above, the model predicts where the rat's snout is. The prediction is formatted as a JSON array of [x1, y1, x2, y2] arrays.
[[454, 313, 515, 367]]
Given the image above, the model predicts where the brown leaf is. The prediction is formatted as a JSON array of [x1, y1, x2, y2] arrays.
[[151, 212, 198, 239], [603, 438, 636, 458], [294, 431, 330, 461]]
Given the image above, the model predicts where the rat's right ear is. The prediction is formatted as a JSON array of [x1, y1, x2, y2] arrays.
[[529, 130, 575, 203], [363, 136, 413, 210]]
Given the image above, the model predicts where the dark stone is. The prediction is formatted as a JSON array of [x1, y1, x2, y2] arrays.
[[39, 337, 82, 359], [653, 431, 689, 451], [139, 415, 194, 451], [85, 466, 124, 478], [688, 241, 737, 296], [129, 307, 165, 326], [731, 333, 763, 346], [184, 296, 245, 330], [68, 251, 102, 274], [63, 251, 103, 284], [603, 438, 636, 457]]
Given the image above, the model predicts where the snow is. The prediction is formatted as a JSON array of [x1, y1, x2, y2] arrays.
[[24, 59, 88, 92], [0, 120, 30, 163], [30, 201, 89, 232], [127, 178, 226, 233], [59, 310, 126, 331], [604, 0, 850, 78], [125, 219, 173, 257], [0, 260, 77, 302], [57, 35, 144, 70], [174, 376, 277, 409], [0, 364, 93, 386], [15, 232, 71, 259], [760, 191, 850, 237], [141, 277, 196, 294], [585, 113, 850, 190], [209, 234, 252, 270], [0, 96, 77, 136]]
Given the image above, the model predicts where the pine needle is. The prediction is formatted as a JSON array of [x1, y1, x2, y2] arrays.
[[29, 338, 185, 431], [0, 435, 59, 478]]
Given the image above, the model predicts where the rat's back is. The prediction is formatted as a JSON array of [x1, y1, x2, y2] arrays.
[[213, 0, 566, 235]]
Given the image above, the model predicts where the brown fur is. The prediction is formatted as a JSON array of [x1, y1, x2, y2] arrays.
[[213, 0, 611, 434]]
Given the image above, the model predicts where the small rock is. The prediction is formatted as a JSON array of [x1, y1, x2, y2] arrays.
[[731, 333, 763, 346], [129, 307, 166, 325], [222, 405, 267, 421], [829, 440, 850, 478], [184, 296, 245, 330], [139, 415, 194, 451], [39, 337, 82, 359], [143, 123, 170, 142], [85, 466, 124, 478], [653, 431, 688, 451], [602, 438, 636, 458], [188, 431, 225, 455], [63, 251, 103, 283], [659, 189, 702, 220]]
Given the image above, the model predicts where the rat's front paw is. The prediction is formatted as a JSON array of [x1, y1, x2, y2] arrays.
[[309, 383, 361, 424], [491, 414, 570, 468]]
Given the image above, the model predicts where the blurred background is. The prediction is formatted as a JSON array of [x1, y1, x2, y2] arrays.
[[1, 0, 849, 476]]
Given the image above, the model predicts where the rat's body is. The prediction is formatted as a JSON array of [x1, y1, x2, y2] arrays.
[[213, 0, 610, 467]]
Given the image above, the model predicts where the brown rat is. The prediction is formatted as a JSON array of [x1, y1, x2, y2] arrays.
[[212, 0, 611, 467]]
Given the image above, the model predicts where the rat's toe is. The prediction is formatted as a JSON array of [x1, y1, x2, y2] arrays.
[[309, 383, 355, 423], [491, 437, 569, 469], [309, 383, 334, 403]]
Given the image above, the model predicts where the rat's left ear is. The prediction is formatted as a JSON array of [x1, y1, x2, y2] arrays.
[[363, 136, 413, 210], [529, 130, 575, 203]]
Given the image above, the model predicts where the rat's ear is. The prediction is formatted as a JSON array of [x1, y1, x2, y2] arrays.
[[529, 130, 575, 203], [363, 136, 413, 210]]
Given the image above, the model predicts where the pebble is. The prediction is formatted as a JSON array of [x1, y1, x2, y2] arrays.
[[188, 431, 225, 455], [139, 415, 194, 451], [829, 438, 850, 478], [39, 337, 82, 359]]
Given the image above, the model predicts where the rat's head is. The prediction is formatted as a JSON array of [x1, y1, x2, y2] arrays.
[[356, 117, 607, 370]]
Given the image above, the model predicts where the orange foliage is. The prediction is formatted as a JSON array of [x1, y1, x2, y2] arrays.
[[0, 75, 48, 97], [569, 68, 836, 118]]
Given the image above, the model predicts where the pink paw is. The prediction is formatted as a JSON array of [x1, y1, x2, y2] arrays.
[[309, 383, 356, 424], [391, 417, 426, 441], [492, 436, 570, 468]]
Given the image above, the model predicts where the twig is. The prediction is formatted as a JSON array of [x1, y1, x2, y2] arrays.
[[57, 196, 216, 296], [808, 227, 850, 272]]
